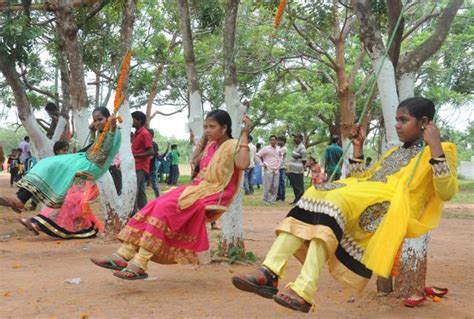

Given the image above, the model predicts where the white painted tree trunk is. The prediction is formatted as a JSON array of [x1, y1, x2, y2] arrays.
[[188, 90, 204, 141], [22, 114, 54, 159], [221, 84, 248, 251], [397, 72, 416, 102], [372, 55, 400, 152], [72, 108, 91, 146], [395, 71, 428, 297], [394, 234, 430, 297], [96, 100, 136, 225], [340, 137, 352, 179]]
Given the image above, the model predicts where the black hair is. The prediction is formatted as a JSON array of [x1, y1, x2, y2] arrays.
[[398, 97, 435, 121], [248, 135, 253, 142], [171, 144, 177, 149], [269, 135, 277, 140], [206, 109, 233, 138], [45, 102, 58, 113], [131, 111, 147, 126], [53, 141, 69, 155], [256, 142, 262, 150], [24, 136, 29, 141], [366, 156, 372, 162], [278, 136, 286, 143], [92, 107, 111, 118], [330, 135, 339, 144], [309, 156, 316, 162]]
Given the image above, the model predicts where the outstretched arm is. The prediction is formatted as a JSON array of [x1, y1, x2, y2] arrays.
[[234, 115, 251, 170]]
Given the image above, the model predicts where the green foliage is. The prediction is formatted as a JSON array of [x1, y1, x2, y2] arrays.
[[228, 245, 256, 264]]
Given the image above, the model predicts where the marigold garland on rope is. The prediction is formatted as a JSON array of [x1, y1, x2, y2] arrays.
[[273, 0, 287, 31], [91, 50, 132, 155]]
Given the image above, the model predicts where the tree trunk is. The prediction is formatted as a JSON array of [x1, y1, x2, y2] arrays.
[[219, 0, 248, 256], [394, 234, 429, 297], [177, 0, 204, 140]]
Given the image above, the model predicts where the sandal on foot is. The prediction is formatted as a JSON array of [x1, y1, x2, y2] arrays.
[[424, 286, 448, 297], [273, 289, 312, 313], [0, 196, 23, 213], [232, 267, 279, 299], [90, 255, 128, 271], [18, 218, 39, 236], [404, 294, 427, 307], [113, 267, 148, 280]]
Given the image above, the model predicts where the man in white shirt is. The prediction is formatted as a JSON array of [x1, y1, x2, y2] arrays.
[[243, 135, 257, 195], [276, 136, 287, 201], [256, 135, 282, 204]]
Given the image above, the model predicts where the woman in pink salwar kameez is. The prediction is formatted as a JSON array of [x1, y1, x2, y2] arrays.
[[91, 110, 251, 280]]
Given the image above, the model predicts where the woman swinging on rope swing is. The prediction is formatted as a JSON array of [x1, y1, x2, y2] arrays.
[[232, 97, 458, 313], [91, 110, 251, 280], [0, 107, 121, 213]]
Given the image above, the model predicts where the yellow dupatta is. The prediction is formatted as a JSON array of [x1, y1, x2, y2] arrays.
[[177, 139, 241, 210], [362, 143, 457, 278]]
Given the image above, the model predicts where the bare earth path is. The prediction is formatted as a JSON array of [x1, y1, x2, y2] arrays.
[[0, 172, 473, 318]]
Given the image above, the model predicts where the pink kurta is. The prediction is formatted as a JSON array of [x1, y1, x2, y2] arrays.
[[118, 141, 240, 264]]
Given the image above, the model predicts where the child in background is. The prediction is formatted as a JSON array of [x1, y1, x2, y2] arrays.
[[306, 157, 324, 186]]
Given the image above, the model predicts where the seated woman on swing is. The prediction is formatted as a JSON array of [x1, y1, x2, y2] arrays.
[[0, 107, 121, 213], [232, 97, 458, 313], [91, 109, 251, 280]]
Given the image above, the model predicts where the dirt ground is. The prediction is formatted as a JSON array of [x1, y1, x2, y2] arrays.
[[0, 172, 473, 319]]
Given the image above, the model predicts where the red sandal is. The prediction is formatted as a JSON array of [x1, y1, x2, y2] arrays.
[[404, 294, 427, 307], [90, 255, 128, 271], [424, 286, 448, 297]]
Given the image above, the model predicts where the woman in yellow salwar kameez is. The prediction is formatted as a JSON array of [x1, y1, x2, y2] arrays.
[[232, 97, 458, 313]]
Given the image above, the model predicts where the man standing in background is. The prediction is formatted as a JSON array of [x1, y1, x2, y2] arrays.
[[19, 136, 31, 165], [148, 129, 160, 198], [131, 111, 153, 213], [287, 133, 307, 204], [243, 135, 257, 195], [276, 136, 287, 201], [324, 135, 343, 181], [256, 135, 282, 205], [168, 144, 180, 185]]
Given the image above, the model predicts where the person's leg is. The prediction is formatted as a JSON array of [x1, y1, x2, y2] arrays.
[[262, 169, 272, 202], [287, 173, 297, 203], [135, 170, 148, 210], [232, 232, 304, 298], [294, 173, 305, 203], [262, 232, 305, 278], [248, 167, 254, 194], [113, 246, 153, 280], [277, 168, 285, 201], [269, 171, 279, 202], [150, 170, 160, 198], [286, 238, 328, 304], [243, 169, 250, 194]]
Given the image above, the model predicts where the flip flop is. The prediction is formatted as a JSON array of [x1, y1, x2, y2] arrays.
[[90, 256, 128, 271], [424, 286, 448, 297], [113, 268, 148, 280], [18, 218, 40, 236], [0, 196, 23, 213]]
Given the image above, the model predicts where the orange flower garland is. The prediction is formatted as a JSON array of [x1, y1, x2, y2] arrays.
[[91, 50, 132, 155], [274, 0, 287, 29]]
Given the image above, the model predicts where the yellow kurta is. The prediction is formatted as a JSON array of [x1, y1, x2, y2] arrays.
[[276, 142, 457, 291]]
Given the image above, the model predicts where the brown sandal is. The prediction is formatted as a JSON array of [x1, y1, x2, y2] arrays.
[[0, 196, 23, 213], [18, 218, 40, 236], [273, 288, 312, 313], [232, 267, 279, 299]]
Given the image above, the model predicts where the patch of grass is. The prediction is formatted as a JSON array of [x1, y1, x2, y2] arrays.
[[459, 180, 474, 192]]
